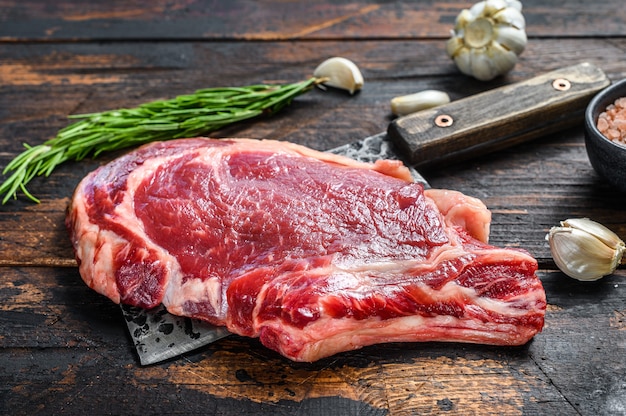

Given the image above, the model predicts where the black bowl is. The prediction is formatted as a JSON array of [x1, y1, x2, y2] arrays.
[[584, 79, 626, 192]]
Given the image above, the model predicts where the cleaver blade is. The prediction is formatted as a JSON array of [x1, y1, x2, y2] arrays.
[[122, 62, 609, 365], [121, 303, 230, 365]]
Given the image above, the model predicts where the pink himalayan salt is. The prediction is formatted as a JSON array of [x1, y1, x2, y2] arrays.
[[597, 97, 626, 145]]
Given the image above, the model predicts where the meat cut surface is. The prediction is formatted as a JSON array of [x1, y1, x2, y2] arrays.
[[66, 138, 546, 362]]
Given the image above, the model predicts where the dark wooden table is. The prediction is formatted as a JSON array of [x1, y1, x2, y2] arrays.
[[1, 1, 625, 415]]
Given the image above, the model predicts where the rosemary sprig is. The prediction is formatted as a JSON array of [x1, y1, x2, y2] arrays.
[[0, 77, 320, 203]]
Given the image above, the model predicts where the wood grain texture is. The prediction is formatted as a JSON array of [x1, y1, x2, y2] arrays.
[[2, 1, 626, 415], [2, 0, 626, 41], [389, 63, 610, 166], [1, 267, 624, 415], [1, 39, 626, 266]]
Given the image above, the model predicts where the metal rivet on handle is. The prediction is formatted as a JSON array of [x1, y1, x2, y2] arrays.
[[552, 78, 571, 91], [435, 114, 454, 127]]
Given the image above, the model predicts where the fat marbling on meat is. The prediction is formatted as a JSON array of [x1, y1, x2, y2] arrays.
[[66, 138, 546, 362]]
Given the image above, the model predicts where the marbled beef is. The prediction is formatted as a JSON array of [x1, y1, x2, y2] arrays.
[[66, 138, 546, 362]]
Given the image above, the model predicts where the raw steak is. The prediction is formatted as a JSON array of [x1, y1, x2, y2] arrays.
[[66, 138, 546, 362]]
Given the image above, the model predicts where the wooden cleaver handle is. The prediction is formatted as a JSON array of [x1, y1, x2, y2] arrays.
[[387, 62, 610, 168]]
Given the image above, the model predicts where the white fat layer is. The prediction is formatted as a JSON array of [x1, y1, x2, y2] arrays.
[[260, 282, 546, 362], [250, 275, 542, 335], [165, 276, 224, 319], [248, 261, 543, 361], [71, 185, 121, 304], [76, 149, 196, 307]]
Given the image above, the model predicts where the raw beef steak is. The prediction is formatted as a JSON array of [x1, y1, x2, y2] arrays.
[[66, 138, 546, 362]]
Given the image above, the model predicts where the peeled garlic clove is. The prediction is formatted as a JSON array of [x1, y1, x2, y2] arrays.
[[313, 57, 364, 95], [547, 218, 625, 281], [390, 90, 450, 116]]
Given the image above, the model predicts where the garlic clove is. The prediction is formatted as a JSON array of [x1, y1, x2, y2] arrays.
[[493, 7, 525, 29], [445, 35, 465, 57], [486, 41, 518, 75], [313, 57, 364, 95], [481, 0, 508, 16], [468, 1, 486, 18], [494, 26, 527, 54], [467, 49, 492, 81], [547, 218, 626, 281], [504, 0, 522, 12], [549, 228, 620, 281], [390, 90, 450, 116], [455, 9, 475, 28], [562, 218, 625, 250], [453, 47, 474, 78]]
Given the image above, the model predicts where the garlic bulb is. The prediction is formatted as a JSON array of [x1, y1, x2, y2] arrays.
[[390, 90, 451, 116], [547, 218, 625, 281], [313, 57, 364, 95], [446, 0, 527, 81]]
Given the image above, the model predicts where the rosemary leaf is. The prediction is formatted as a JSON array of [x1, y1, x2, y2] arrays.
[[1, 77, 319, 203]]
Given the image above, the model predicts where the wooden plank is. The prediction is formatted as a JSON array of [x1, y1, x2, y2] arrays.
[[0, 266, 124, 348], [1, 267, 624, 414], [1, 0, 626, 41], [1, 39, 626, 266], [1, 1, 625, 415], [1, 38, 624, 150], [1, 38, 624, 141], [0, 196, 78, 266], [529, 271, 626, 416]]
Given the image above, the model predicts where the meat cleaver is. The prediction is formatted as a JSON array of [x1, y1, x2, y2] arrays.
[[122, 62, 609, 365]]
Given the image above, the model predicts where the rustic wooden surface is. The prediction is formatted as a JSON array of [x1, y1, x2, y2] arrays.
[[1, 1, 625, 415]]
